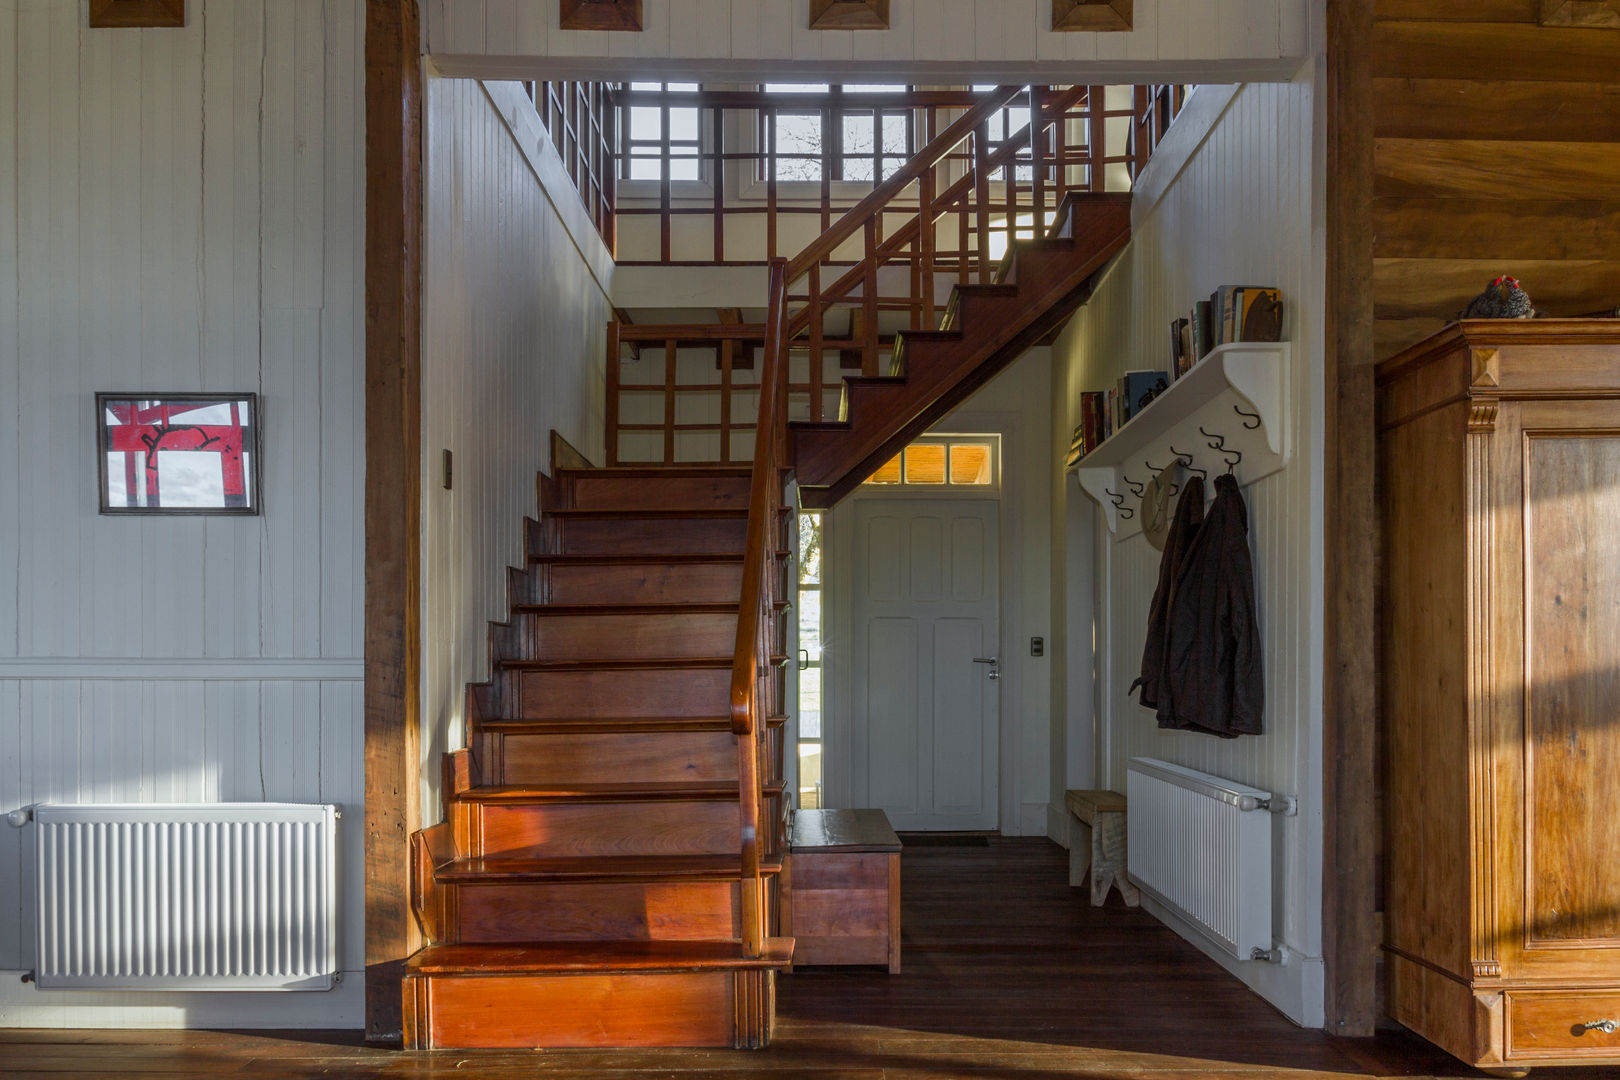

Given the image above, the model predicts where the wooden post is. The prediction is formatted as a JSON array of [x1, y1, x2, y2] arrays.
[[1324, 0, 1379, 1039], [605, 321, 621, 466], [363, 0, 423, 1046]]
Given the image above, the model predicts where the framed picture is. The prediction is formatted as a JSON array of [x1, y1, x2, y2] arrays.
[[97, 393, 261, 515]]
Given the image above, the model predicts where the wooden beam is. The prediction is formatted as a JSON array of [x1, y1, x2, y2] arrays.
[[87, 0, 185, 27], [1324, 0, 1379, 1040], [809, 0, 890, 29], [1052, 0, 1133, 31], [1373, 198, 1620, 261], [1373, 78, 1620, 143], [364, 0, 424, 1046], [1375, 139, 1620, 200], [1374, 19, 1620, 82]]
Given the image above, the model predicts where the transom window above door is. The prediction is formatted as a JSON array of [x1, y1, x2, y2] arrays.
[[865, 437, 998, 489]]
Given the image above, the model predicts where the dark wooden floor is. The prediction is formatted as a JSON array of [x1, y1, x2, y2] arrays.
[[3, 838, 1604, 1078]]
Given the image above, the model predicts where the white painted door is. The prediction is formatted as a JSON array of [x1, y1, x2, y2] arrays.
[[852, 498, 999, 831]]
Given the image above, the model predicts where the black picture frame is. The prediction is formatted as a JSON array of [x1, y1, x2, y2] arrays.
[[96, 392, 263, 516]]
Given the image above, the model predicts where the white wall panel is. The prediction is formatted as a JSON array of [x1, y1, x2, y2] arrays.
[[419, 78, 612, 821], [1050, 78, 1324, 1025], [0, 0, 365, 1028], [425, 0, 1307, 82]]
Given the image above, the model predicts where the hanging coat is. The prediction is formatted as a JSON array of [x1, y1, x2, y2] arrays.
[[1160, 473, 1264, 738], [1130, 474, 1205, 713]]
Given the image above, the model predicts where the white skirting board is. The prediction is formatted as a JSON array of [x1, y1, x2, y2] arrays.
[[1136, 895, 1324, 1029], [0, 970, 363, 1029]]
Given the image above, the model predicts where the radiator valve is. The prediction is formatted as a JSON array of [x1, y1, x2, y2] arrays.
[[5, 808, 29, 828], [1250, 945, 1287, 964]]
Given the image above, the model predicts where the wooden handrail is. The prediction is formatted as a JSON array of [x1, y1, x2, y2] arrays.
[[783, 85, 1024, 286], [729, 259, 789, 957]]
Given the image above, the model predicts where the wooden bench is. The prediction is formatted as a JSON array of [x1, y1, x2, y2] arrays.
[[782, 809, 902, 972], [1065, 789, 1140, 907]]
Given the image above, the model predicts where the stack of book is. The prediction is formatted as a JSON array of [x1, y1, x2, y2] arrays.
[[1169, 286, 1284, 379]]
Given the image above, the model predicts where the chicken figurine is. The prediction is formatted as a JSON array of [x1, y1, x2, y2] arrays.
[[1461, 275, 1538, 320]]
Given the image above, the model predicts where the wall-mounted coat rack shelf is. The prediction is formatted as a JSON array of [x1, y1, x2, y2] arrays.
[[1070, 342, 1290, 539]]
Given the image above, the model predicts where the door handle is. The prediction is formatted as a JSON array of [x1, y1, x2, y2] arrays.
[[972, 656, 1000, 680], [798, 648, 810, 671]]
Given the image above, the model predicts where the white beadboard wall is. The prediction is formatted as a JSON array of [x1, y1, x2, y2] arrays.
[[419, 77, 612, 820], [0, 0, 366, 1027], [1049, 78, 1326, 1026], [423, 0, 1310, 82]]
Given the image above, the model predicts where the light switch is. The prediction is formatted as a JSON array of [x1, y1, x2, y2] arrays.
[[1030, 637, 1044, 657]]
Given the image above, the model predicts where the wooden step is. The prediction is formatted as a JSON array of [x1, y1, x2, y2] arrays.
[[548, 509, 749, 556], [486, 725, 739, 786], [402, 939, 791, 1050], [461, 781, 742, 805], [512, 606, 739, 662], [564, 468, 752, 512], [459, 785, 744, 859], [437, 853, 783, 884], [478, 715, 787, 734], [531, 553, 746, 606], [507, 661, 733, 721]]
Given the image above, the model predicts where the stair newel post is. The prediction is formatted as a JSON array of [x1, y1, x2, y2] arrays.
[[606, 321, 621, 466]]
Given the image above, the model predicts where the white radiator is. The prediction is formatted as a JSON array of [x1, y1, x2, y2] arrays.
[[1126, 758, 1273, 961], [31, 803, 338, 991]]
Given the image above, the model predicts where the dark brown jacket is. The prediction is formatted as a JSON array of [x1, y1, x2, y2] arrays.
[[1130, 475, 1204, 713], [1160, 473, 1264, 738]]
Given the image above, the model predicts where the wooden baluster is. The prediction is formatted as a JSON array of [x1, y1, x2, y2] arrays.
[[663, 339, 677, 465], [1031, 86, 1047, 237], [660, 97, 673, 262], [605, 321, 621, 466], [1088, 85, 1106, 192], [863, 218, 879, 376], [720, 337, 734, 465], [920, 163, 937, 327], [604, 89, 618, 258], [767, 111, 779, 261], [975, 122, 991, 284], [958, 194, 970, 287], [712, 104, 725, 263], [1132, 85, 1150, 182], [809, 264, 824, 422]]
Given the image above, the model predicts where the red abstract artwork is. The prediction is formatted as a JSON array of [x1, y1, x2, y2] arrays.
[[97, 394, 260, 514]]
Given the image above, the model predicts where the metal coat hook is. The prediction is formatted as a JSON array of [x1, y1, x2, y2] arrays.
[[1169, 446, 1207, 481], [1145, 459, 1179, 495], [1234, 404, 1262, 430], [1201, 426, 1229, 452], [1222, 446, 1243, 473], [1104, 488, 1135, 519], [1124, 475, 1145, 497]]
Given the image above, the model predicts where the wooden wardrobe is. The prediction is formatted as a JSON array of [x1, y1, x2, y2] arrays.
[[1379, 321, 1620, 1075]]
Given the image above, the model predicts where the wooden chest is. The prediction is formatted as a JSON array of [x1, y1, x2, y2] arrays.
[[1378, 321, 1620, 1073], [781, 809, 901, 972]]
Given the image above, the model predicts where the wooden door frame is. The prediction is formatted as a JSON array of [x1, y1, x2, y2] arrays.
[[1323, 0, 1378, 1039], [363, 0, 424, 1045]]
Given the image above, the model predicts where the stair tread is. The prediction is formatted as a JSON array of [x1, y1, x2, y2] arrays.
[[529, 550, 788, 564], [437, 853, 785, 883], [561, 466, 752, 478], [547, 508, 750, 520], [406, 938, 795, 976], [500, 655, 788, 672], [511, 602, 742, 617], [480, 715, 787, 734], [461, 781, 743, 804]]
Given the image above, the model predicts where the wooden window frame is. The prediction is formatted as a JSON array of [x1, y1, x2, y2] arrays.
[[88, 0, 185, 28], [1052, 0, 1133, 32], [809, 0, 890, 30], [560, 0, 643, 32]]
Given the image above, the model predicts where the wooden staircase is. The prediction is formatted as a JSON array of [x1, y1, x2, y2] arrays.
[[791, 192, 1131, 508], [403, 463, 794, 1050]]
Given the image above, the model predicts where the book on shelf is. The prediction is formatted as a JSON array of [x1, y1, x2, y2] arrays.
[[1080, 390, 1105, 455], [1120, 370, 1169, 423], [1169, 317, 1190, 379], [1192, 300, 1213, 360], [1210, 285, 1284, 346]]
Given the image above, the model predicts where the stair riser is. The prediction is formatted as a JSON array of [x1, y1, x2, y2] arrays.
[[454, 880, 740, 943], [496, 729, 738, 786], [515, 667, 729, 720], [545, 561, 744, 605], [520, 611, 737, 662], [569, 475, 751, 511], [466, 801, 741, 858], [406, 970, 745, 1049], [558, 517, 747, 555]]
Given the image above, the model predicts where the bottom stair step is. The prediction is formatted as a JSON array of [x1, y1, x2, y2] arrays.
[[403, 939, 794, 1050]]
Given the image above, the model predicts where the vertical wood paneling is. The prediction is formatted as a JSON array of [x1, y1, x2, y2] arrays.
[[0, 0, 366, 1027], [425, 0, 1306, 66], [419, 78, 612, 820], [1050, 81, 1324, 1022]]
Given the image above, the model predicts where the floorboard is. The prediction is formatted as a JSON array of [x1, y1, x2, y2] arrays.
[[3, 838, 1609, 1078]]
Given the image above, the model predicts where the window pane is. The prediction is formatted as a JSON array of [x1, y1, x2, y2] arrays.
[[881, 113, 908, 156], [630, 105, 662, 140], [630, 81, 662, 91], [867, 454, 902, 484], [668, 106, 699, 142], [669, 147, 700, 181], [628, 152, 663, 180], [845, 84, 905, 93], [667, 81, 699, 92], [799, 513, 822, 583], [774, 113, 823, 180], [842, 113, 874, 181], [950, 444, 993, 484], [904, 444, 946, 484], [765, 83, 830, 93]]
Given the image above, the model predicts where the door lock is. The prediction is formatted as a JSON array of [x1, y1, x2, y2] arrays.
[[972, 657, 1000, 680]]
